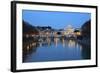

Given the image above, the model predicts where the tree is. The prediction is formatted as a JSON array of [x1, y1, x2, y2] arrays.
[[81, 20, 91, 37]]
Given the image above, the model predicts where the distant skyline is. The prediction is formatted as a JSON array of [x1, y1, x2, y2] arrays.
[[22, 10, 91, 29]]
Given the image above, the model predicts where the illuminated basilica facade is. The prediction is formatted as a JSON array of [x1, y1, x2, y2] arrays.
[[63, 25, 75, 37]]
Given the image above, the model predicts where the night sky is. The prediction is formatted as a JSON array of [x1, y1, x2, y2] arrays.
[[22, 10, 91, 29]]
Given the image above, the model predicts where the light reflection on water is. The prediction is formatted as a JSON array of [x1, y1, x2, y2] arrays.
[[23, 37, 90, 63]]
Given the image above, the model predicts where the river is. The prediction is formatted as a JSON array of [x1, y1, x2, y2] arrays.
[[23, 37, 90, 63]]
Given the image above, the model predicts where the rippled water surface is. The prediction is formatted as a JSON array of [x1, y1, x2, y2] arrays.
[[23, 37, 90, 63]]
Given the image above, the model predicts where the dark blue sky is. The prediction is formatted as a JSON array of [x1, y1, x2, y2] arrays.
[[22, 10, 91, 29]]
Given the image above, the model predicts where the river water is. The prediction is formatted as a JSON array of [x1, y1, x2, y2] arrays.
[[23, 37, 90, 63]]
